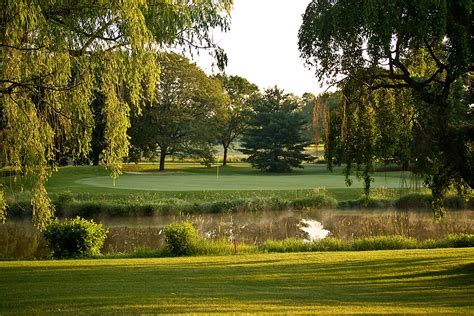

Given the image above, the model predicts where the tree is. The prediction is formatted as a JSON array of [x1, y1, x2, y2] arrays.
[[128, 53, 228, 171], [240, 87, 314, 172], [299, 0, 473, 217], [0, 0, 233, 228], [213, 74, 259, 166]]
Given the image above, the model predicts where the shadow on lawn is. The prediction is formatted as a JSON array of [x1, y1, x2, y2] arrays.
[[1, 252, 473, 314]]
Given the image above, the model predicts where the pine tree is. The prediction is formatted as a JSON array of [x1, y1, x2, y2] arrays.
[[241, 88, 314, 172]]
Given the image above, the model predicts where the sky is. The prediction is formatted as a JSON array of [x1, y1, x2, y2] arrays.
[[194, 0, 323, 97]]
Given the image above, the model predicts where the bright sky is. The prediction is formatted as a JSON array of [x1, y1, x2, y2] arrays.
[[195, 0, 323, 97]]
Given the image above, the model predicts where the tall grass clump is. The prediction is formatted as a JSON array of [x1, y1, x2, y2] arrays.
[[351, 235, 418, 251], [262, 238, 308, 253], [261, 237, 350, 253]]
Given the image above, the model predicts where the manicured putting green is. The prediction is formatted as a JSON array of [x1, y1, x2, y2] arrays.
[[76, 172, 405, 191]]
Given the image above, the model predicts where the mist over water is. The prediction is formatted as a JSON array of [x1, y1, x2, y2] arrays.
[[1, 208, 473, 259], [299, 219, 331, 241]]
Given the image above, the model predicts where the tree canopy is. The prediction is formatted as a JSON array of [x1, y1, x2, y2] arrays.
[[299, 0, 473, 217], [213, 74, 259, 166], [129, 52, 228, 171], [0, 0, 233, 228], [240, 87, 313, 172]]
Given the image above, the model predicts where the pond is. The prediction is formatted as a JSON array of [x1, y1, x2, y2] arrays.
[[1, 208, 473, 259]]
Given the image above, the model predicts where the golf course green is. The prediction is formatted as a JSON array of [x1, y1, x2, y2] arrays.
[[76, 170, 403, 191], [61, 163, 407, 192]]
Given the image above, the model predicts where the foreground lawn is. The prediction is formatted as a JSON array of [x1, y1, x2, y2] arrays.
[[1, 249, 473, 314]]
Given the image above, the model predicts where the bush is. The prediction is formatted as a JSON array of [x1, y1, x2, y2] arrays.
[[163, 221, 199, 256], [290, 195, 337, 209], [394, 193, 432, 209], [43, 217, 108, 259], [445, 233, 474, 248], [338, 196, 391, 209]]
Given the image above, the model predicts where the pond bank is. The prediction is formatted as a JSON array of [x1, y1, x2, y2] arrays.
[[2, 208, 473, 259]]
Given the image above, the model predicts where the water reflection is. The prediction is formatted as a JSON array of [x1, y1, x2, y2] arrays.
[[1, 208, 473, 259]]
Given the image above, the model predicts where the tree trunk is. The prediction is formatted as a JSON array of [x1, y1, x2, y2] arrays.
[[159, 147, 167, 171], [222, 145, 228, 166]]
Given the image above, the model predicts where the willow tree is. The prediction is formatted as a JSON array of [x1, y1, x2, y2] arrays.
[[299, 0, 473, 218], [0, 0, 232, 228]]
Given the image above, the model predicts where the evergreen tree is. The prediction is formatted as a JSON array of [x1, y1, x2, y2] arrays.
[[240, 88, 313, 172]]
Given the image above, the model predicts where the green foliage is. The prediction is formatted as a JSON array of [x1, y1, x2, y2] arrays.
[[43, 217, 108, 259], [289, 195, 337, 209], [241, 87, 314, 172], [262, 237, 351, 253], [213, 74, 259, 166], [394, 193, 432, 209], [351, 235, 418, 251], [261, 238, 308, 253], [163, 221, 198, 256], [299, 0, 474, 218], [0, 189, 6, 223], [446, 233, 474, 248], [261, 235, 474, 253], [129, 53, 228, 170], [0, 0, 232, 228]]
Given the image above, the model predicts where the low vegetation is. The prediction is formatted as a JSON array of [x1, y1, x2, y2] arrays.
[[261, 234, 474, 254], [1, 164, 471, 220], [43, 217, 108, 259]]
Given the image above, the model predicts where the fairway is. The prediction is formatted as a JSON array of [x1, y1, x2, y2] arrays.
[[1, 249, 473, 314], [75, 168, 405, 191]]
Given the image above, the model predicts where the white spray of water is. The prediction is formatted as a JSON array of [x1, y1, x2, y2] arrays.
[[298, 219, 330, 241]]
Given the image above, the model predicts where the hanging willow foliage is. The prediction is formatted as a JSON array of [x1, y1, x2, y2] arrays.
[[322, 79, 416, 199], [299, 0, 473, 218], [0, 0, 232, 228]]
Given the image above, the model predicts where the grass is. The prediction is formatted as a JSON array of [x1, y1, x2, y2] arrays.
[[0, 163, 414, 203], [2, 163, 471, 218], [0, 248, 473, 314], [260, 234, 474, 253], [1, 163, 409, 198]]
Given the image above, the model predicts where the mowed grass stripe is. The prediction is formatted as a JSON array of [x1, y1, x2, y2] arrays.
[[1, 249, 473, 314]]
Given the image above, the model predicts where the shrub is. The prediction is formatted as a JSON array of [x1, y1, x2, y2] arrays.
[[338, 196, 391, 209], [290, 195, 337, 209], [394, 193, 432, 209], [163, 221, 199, 256], [445, 233, 474, 248], [43, 217, 108, 259]]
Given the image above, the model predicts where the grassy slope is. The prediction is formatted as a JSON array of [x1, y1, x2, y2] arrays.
[[1, 163, 413, 202], [1, 249, 473, 314]]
